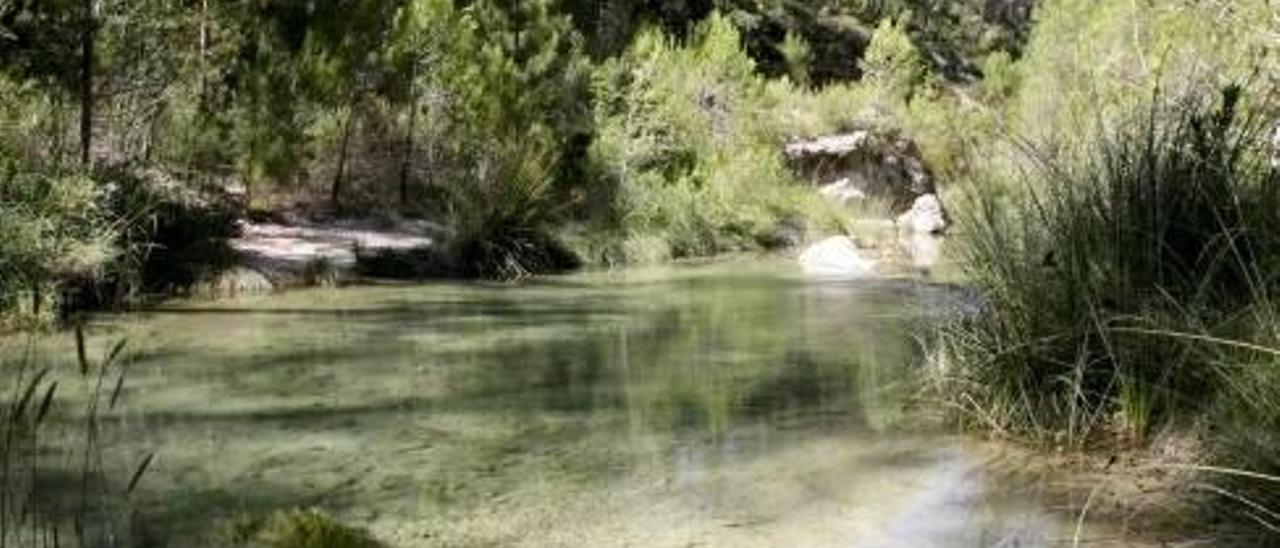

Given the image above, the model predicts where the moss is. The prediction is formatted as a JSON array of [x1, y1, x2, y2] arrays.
[[229, 509, 386, 548]]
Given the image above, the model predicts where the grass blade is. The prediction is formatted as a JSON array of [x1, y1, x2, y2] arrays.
[[75, 325, 89, 376], [12, 368, 49, 422], [125, 453, 154, 495], [108, 372, 125, 411], [35, 381, 57, 426], [104, 339, 127, 369]]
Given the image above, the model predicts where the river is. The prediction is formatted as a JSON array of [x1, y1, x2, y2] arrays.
[[8, 259, 1100, 547]]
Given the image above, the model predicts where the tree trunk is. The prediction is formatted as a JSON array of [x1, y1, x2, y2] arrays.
[[330, 102, 356, 211], [398, 63, 419, 209], [79, 0, 96, 167], [31, 281, 41, 318], [198, 0, 208, 101]]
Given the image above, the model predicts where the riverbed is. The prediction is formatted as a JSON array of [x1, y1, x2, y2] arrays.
[[10, 259, 1120, 546]]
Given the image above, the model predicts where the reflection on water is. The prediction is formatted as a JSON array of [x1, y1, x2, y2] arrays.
[[15, 259, 1083, 546]]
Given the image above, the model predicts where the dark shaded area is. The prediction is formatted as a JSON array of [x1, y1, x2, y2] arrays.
[[65, 166, 243, 313], [564, 0, 1038, 85], [728, 5, 871, 84]]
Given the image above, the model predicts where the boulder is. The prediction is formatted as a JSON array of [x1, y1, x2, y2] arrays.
[[903, 233, 943, 272], [896, 193, 949, 235], [798, 236, 878, 278]]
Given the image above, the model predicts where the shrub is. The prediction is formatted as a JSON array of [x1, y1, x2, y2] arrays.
[[942, 86, 1278, 442], [0, 164, 116, 324], [586, 14, 829, 264], [97, 167, 242, 298], [447, 137, 581, 279], [1009, 0, 1278, 152], [939, 84, 1280, 541], [862, 17, 930, 102], [779, 32, 813, 88]]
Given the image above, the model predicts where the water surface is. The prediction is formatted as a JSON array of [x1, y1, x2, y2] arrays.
[[30, 259, 1085, 546]]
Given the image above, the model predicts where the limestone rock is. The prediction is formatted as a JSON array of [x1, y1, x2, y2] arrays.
[[785, 129, 936, 213], [896, 193, 949, 235]]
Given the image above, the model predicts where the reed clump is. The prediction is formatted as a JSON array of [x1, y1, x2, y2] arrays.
[[1, 327, 152, 546], [937, 85, 1280, 542]]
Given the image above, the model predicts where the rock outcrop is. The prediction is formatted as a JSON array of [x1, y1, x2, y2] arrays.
[[785, 129, 938, 214], [788, 129, 950, 276]]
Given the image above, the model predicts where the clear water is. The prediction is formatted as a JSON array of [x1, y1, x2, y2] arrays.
[[15, 259, 1085, 547]]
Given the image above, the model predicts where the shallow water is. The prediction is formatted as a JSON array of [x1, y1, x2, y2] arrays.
[[12, 259, 1094, 546]]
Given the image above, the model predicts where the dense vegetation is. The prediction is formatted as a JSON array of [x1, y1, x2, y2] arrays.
[[0, 0, 1029, 321]]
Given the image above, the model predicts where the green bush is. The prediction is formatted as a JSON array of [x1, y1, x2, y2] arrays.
[[586, 14, 831, 265], [779, 31, 814, 88], [0, 163, 116, 324], [0, 157, 243, 322], [939, 87, 1280, 538], [862, 17, 930, 102], [1009, 0, 1277, 152], [447, 137, 581, 279]]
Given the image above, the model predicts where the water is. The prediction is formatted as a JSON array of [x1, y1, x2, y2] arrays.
[[12, 259, 1086, 546]]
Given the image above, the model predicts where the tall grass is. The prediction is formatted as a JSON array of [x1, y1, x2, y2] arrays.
[[0, 328, 151, 546], [447, 137, 581, 280], [937, 85, 1280, 542]]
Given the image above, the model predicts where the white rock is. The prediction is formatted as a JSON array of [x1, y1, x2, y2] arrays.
[[784, 131, 873, 159], [798, 236, 878, 278], [896, 194, 948, 235], [904, 232, 943, 271], [1270, 123, 1280, 168]]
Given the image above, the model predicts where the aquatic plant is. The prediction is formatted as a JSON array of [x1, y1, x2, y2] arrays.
[[229, 509, 385, 548]]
